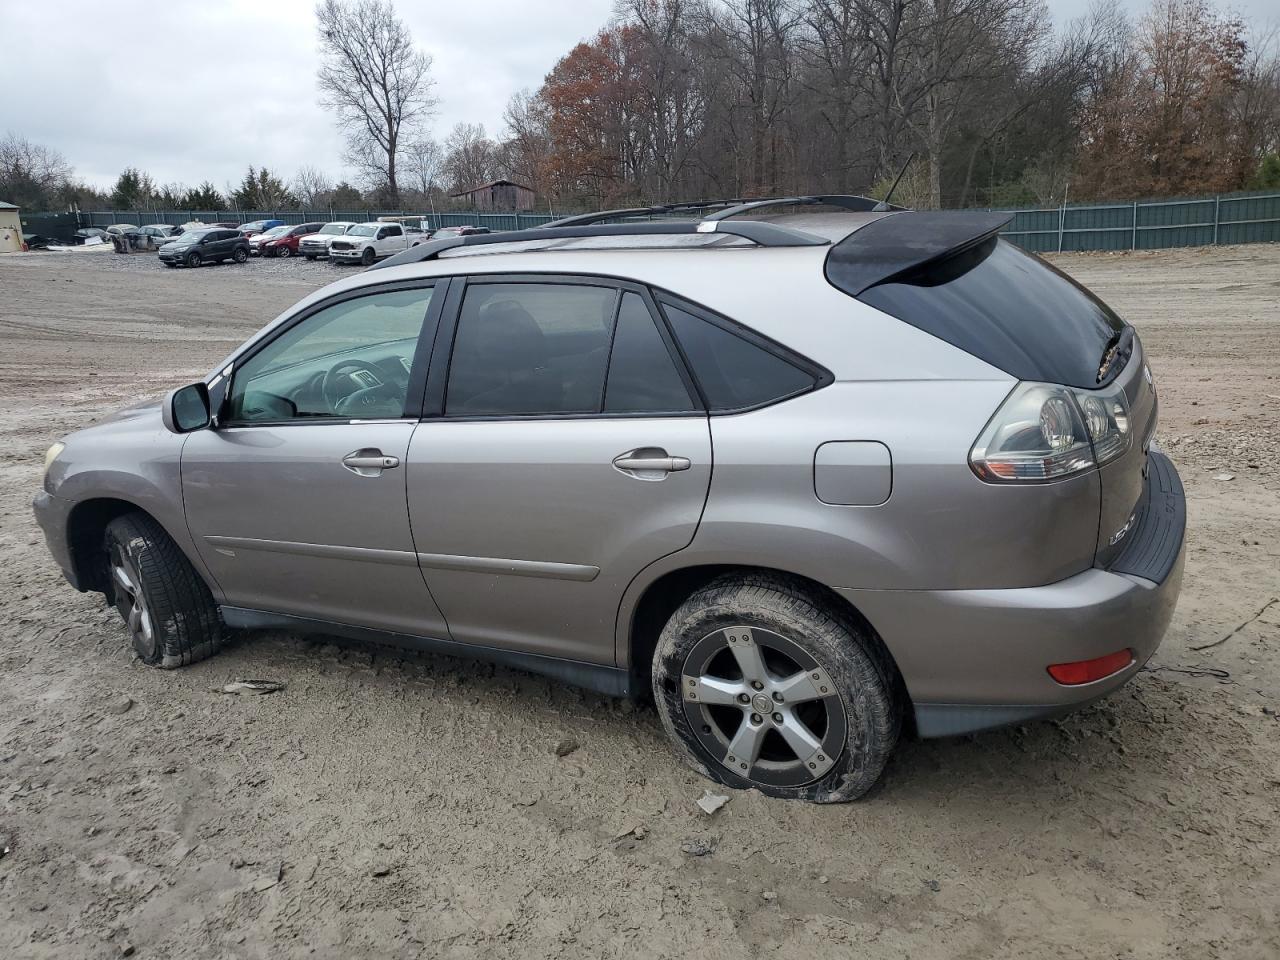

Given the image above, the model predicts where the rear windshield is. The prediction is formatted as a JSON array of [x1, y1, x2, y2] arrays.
[[852, 238, 1126, 389]]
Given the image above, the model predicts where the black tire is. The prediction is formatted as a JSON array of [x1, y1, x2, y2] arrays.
[[185, 252, 201, 268], [104, 512, 223, 669], [652, 573, 900, 803], [360, 247, 375, 267], [232, 247, 248, 263], [305, 254, 316, 261], [277, 245, 291, 258]]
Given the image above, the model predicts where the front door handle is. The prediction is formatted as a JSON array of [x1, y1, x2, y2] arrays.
[[342, 449, 400, 477], [612, 449, 691, 480]]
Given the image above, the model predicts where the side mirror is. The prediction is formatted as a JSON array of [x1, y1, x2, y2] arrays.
[[162, 382, 211, 433]]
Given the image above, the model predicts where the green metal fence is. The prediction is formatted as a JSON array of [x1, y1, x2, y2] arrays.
[[81, 209, 557, 232], [995, 190, 1280, 252], [80, 188, 1280, 252]]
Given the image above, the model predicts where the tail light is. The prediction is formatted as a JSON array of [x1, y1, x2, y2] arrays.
[[1048, 649, 1134, 685], [970, 382, 1132, 483]]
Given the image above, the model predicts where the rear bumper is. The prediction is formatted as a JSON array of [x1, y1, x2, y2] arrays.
[[839, 451, 1186, 737]]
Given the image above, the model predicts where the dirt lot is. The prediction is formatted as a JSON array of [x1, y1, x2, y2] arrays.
[[1, 244, 1278, 959]]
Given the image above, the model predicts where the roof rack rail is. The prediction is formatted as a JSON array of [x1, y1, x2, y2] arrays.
[[369, 219, 829, 271], [542, 199, 756, 228], [702, 194, 904, 221]]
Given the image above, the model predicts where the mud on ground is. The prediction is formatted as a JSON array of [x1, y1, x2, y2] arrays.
[[1, 245, 1278, 959]]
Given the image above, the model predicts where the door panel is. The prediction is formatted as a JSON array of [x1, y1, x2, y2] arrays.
[[183, 421, 449, 637], [407, 418, 710, 663]]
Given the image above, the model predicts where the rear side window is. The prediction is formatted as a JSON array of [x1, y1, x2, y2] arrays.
[[446, 282, 617, 416], [660, 300, 818, 411], [604, 293, 696, 414]]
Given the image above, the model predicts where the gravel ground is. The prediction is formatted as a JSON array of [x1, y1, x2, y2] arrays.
[[1, 244, 1278, 959]]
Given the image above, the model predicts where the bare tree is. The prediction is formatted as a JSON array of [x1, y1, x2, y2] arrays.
[[443, 123, 496, 194], [0, 132, 75, 211], [315, 0, 438, 204], [404, 137, 444, 199], [293, 165, 334, 207]]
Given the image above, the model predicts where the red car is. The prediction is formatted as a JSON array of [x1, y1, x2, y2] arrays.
[[256, 222, 326, 258]]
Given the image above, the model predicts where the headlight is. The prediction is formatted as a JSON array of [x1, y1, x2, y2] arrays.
[[970, 382, 1131, 483], [44, 442, 65, 473]]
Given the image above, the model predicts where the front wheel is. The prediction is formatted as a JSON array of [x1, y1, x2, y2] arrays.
[[232, 247, 248, 263], [185, 252, 201, 268], [360, 247, 376, 266], [652, 574, 900, 803], [277, 245, 291, 258], [104, 513, 223, 668]]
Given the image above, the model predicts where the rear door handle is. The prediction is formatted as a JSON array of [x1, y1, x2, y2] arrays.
[[342, 449, 400, 477], [613, 449, 691, 479]]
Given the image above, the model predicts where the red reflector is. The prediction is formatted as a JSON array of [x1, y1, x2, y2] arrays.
[[1047, 649, 1134, 685]]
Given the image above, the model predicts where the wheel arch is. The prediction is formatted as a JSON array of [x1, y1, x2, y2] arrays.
[[64, 498, 202, 596], [622, 563, 908, 711]]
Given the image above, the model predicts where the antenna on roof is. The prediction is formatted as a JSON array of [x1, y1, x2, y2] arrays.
[[873, 153, 915, 212]]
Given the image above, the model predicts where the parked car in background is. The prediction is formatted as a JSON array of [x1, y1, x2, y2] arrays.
[[238, 219, 285, 239], [328, 221, 422, 266], [74, 227, 109, 244], [430, 225, 491, 240], [299, 221, 357, 260], [136, 224, 182, 247], [248, 225, 289, 256], [104, 224, 138, 238], [258, 222, 326, 258], [157, 227, 250, 268]]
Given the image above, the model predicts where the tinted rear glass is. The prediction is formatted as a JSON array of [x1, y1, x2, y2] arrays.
[[855, 238, 1126, 389]]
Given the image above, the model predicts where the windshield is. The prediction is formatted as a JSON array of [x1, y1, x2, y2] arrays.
[[178, 229, 212, 241], [260, 226, 290, 239], [320, 223, 351, 235], [348, 225, 377, 237]]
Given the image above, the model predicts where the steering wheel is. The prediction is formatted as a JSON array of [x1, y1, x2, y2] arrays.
[[322, 359, 386, 411]]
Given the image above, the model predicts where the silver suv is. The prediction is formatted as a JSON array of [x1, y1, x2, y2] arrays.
[[33, 197, 1185, 802]]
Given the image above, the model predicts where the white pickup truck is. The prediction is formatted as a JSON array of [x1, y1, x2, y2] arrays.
[[328, 221, 423, 266]]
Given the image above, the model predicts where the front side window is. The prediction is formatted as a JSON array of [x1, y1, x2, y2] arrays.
[[227, 287, 434, 423], [446, 282, 617, 417], [660, 299, 817, 411]]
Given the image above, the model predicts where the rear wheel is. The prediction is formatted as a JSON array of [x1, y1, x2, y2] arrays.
[[104, 513, 223, 668], [232, 247, 248, 263], [185, 252, 201, 268], [652, 573, 900, 803]]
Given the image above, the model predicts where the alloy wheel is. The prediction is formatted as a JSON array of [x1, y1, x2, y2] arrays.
[[681, 625, 847, 787], [110, 544, 157, 660]]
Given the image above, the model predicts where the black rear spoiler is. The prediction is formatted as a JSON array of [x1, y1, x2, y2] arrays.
[[824, 211, 1013, 296]]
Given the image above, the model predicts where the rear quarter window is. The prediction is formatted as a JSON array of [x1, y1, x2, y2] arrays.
[[657, 297, 823, 412]]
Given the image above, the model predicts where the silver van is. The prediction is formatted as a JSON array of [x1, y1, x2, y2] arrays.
[[33, 197, 1184, 802]]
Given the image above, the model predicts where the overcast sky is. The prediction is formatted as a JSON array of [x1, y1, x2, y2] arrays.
[[0, 0, 1274, 194]]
